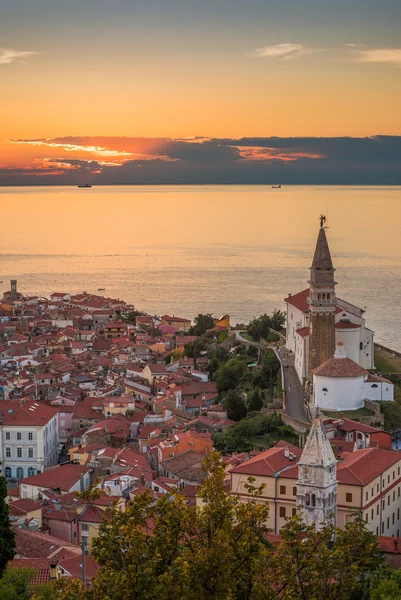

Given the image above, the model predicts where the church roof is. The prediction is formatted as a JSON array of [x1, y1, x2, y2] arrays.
[[312, 357, 367, 378], [311, 227, 334, 271], [285, 288, 343, 314], [298, 418, 336, 468]]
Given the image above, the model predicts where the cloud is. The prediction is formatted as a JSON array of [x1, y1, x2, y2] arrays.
[[355, 48, 401, 65], [0, 48, 39, 65], [9, 138, 132, 157], [251, 43, 314, 60], [2, 135, 401, 185]]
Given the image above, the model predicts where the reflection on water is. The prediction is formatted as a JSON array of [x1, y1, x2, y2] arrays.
[[0, 185, 400, 350]]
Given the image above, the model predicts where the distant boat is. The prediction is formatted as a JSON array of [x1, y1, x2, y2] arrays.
[[78, 184, 92, 188], [98, 288, 105, 291], [272, 185, 281, 189]]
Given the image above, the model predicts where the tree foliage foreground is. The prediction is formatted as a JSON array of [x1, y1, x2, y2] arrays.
[[47, 451, 388, 600]]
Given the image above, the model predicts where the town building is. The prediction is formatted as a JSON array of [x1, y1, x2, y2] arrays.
[[0, 399, 59, 479]]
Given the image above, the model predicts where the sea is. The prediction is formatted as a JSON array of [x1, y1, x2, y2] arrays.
[[0, 185, 400, 351]]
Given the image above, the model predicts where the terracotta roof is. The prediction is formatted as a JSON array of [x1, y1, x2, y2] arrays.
[[337, 448, 401, 486], [378, 536, 401, 554], [335, 321, 360, 329], [230, 446, 302, 477], [161, 315, 191, 323], [14, 528, 77, 558], [337, 418, 382, 434], [59, 554, 99, 580], [312, 357, 367, 378], [77, 504, 105, 524], [9, 499, 42, 515], [295, 327, 309, 338], [9, 558, 51, 586], [42, 508, 77, 522], [19, 464, 90, 492], [0, 399, 58, 426]]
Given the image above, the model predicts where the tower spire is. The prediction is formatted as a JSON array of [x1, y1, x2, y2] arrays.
[[307, 217, 337, 379], [296, 418, 338, 530]]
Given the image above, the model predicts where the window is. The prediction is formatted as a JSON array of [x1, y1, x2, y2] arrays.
[[17, 448, 22, 458], [346, 493, 353, 503], [61, 430, 65, 437], [377, 505, 380, 515], [279, 507, 286, 518], [4, 467, 11, 478], [61, 420, 65, 426], [394, 491, 396, 502], [383, 500, 385, 509], [394, 471, 396, 480], [388, 475, 391, 484], [322, 387, 328, 392], [371, 488, 374, 497], [81, 523, 89, 532], [5, 447, 11, 458], [5, 432, 10, 440], [387, 517, 390, 530], [371, 384, 378, 388], [376, 527, 379, 536], [17, 432, 21, 440], [292, 507, 297, 517], [366, 491, 368, 501], [377, 483, 380, 493], [311, 494, 316, 507], [398, 509, 400, 520], [279, 485, 286, 495], [306, 493, 310, 506], [16, 467, 24, 479], [371, 509, 374, 519], [388, 496, 391, 506], [399, 467, 400, 476], [28, 432, 33, 440], [293, 487, 297, 496], [393, 513, 395, 525], [28, 448, 33, 458], [381, 523, 385, 534]]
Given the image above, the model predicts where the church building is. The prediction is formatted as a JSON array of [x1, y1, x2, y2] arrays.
[[285, 217, 375, 386]]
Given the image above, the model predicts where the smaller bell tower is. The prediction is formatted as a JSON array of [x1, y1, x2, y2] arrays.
[[296, 418, 337, 530]]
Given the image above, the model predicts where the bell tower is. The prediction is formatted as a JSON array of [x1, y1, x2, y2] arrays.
[[308, 216, 336, 380], [296, 418, 337, 530]]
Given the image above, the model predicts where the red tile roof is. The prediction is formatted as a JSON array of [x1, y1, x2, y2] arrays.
[[337, 448, 401, 486], [14, 528, 77, 558], [19, 464, 90, 492], [335, 321, 361, 329], [230, 446, 302, 477], [0, 399, 58, 426], [312, 357, 367, 378], [295, 327, 309, 338]]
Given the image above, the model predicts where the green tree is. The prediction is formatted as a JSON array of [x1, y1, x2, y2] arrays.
[[247, 388, 263, 412], [246, 310, 286, 341], [222, 389, 248, 421], [191, 314, 215, 336], [0, 568, 35, 600], [370, 578, 401, 600], [253, 514, 385, 600], [215, 357, 248, 392], [0, 465, 15, 578]]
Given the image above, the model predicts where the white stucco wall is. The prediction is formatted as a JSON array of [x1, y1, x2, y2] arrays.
[[314, 374, 365, 410]]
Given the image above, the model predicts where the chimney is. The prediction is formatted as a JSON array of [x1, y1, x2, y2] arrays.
[[284, 446, 290, 458], [49, 559, 59, 580]]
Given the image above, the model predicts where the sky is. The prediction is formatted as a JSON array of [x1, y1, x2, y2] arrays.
[[1, 0, 401, 185]]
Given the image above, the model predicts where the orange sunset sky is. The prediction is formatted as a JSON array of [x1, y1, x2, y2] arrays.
[[1, 0, 401, 184]]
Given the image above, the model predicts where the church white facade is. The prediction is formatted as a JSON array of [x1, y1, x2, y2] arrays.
[[286, 290, 374, 385]]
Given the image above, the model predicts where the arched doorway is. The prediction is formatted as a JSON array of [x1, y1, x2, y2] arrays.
[[16, 467, 24, 479], [4, 467, 11, 478]]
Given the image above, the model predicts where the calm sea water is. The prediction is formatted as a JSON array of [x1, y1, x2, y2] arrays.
[[0, 185, 400, 350]]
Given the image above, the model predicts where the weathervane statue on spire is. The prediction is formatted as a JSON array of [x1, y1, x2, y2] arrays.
[[320, 214, 326, 228]]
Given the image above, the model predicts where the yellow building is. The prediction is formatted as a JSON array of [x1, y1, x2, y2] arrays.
[[230, 442, 401, 537], [215, 314, 230, 329]]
